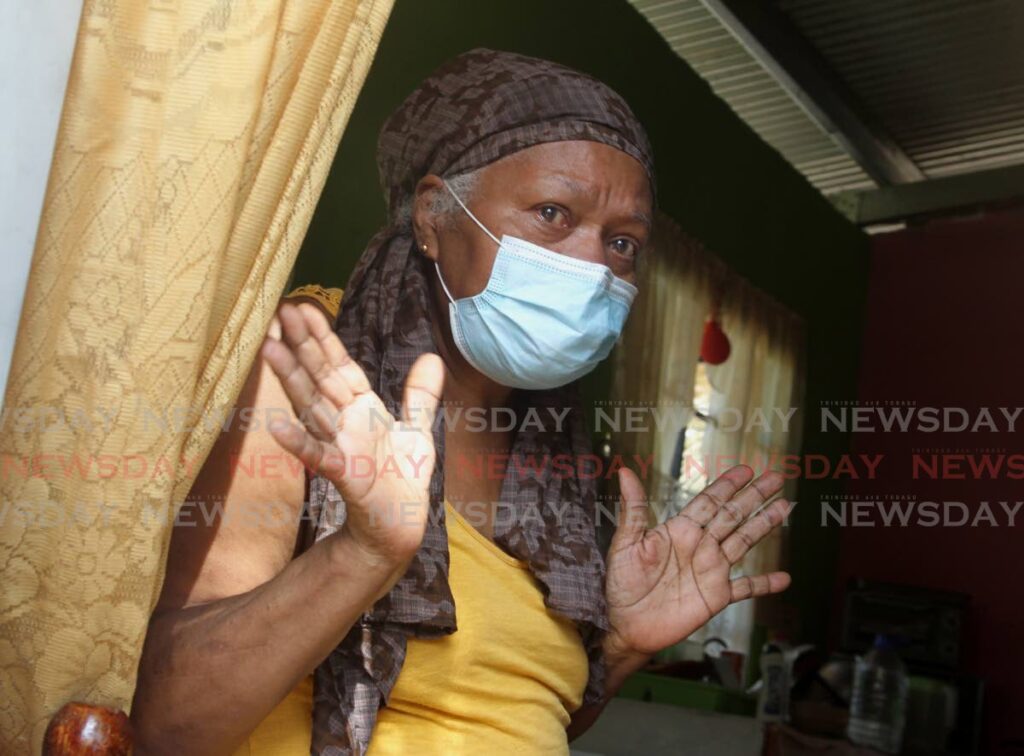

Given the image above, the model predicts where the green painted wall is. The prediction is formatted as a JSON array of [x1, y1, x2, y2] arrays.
[[292, 0, 868, 650]]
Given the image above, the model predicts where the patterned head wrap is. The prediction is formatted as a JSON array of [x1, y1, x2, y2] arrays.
[[377, 47, 656, 220], [303, 48, 655, 754]]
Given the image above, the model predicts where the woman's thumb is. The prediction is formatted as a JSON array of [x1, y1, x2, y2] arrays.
[[612, 467, 649, 546]]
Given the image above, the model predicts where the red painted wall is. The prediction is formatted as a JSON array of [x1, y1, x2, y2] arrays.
[[835, 206, 1024, 753]]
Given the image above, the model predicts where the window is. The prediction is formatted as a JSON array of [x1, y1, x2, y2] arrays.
[[672, 360, 714, 509]]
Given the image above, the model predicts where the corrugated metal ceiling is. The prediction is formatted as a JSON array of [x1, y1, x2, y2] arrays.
[[630, 0, 1024, 196]]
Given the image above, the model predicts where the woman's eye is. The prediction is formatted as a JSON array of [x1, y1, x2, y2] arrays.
[[611, 238, 638, 258], [537, 205, 565, 224]]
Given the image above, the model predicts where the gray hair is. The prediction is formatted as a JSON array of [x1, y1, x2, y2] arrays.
[[392, 168, 483, 230]]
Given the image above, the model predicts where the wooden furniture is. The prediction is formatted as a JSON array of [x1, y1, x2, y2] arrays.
[[43, 702, 133, 755]]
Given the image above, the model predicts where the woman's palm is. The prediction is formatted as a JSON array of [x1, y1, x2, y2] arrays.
[[606, 467, 792, 656], [261, 302, 443, 561]]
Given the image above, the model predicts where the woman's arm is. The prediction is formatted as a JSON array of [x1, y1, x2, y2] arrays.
[[129, 314, 403, 755], [132, 523, 402, 755], [566, 642, 649, 741], [130, 306, 442, 755]]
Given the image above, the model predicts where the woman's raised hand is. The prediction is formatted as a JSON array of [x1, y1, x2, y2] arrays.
[[261, 302, 444, 568], [604, 465, 792, 660]]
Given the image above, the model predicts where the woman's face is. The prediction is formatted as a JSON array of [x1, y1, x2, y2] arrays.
[[413, 140, 653, 300]]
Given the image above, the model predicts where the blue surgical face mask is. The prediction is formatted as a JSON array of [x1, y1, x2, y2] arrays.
[[434, 179, 637, 390]]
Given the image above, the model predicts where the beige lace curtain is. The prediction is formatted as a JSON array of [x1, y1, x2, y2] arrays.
[[612, 212, 805, 655], [610, 213, 716, 503], [0, 1, 393, 750], [696, 264, 805, 654]]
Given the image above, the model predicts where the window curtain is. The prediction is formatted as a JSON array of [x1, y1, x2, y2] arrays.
[[610, 212, 717, 505], [612, 212, 805, 657], [0, 0, 393, 750], [691, 275, 806, 654]]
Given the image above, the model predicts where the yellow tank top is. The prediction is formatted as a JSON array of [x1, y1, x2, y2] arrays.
[[234, 501, 588, 755]]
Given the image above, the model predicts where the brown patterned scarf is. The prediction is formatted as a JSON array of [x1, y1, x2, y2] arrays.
[[302, 48, 655, 755]]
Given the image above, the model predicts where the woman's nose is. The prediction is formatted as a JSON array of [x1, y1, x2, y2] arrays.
[[556, 228, 606, 266]]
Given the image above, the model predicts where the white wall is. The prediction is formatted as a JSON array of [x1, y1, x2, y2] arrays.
[[0, 3, 82, 400]]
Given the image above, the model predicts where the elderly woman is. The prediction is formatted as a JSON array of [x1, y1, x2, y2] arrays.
[[131, 49, 792, 755]]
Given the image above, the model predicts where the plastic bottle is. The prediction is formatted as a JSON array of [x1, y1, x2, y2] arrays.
[[846, 634, 909, 754], [757, 641, 789, 722]]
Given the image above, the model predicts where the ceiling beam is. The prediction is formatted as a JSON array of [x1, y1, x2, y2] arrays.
[[699, 0, 925, 186], [831, 163, 1024, 226]]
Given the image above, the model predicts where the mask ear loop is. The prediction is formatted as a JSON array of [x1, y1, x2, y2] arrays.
[[442, 179, 501, 246], [434, 260, 457, 304], [435, 179, 502, 304]]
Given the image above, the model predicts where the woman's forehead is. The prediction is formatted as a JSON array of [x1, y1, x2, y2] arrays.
[[484, 142, 654, 208]]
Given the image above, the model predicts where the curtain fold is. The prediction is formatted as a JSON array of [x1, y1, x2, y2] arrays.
[[0, 0, 394, 750], [611, 211, 805, 658], [611, 212, 717, 506], [694, 275, 805, 655]]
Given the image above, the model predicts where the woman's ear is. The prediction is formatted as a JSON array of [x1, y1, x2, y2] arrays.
[[412, 175, 445, 262]]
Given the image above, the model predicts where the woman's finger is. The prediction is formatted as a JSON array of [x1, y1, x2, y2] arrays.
[[295, 302, 374, 399], [266, 414, 345, 480], [720, 498, 793, 564], [266, 313, 283, 340], [610, 467, 649, 548], [261, 335, 340, 442], [677, 464, 754, 527], [729, 571, 791, 602], [296, 302, 374, 409], [400, 353, 445, 436], [705, 470, 785, 543], [278, 303, 354, 412]]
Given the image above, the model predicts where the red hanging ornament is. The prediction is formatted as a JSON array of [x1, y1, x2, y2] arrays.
[[700, 313, 731, 365]]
